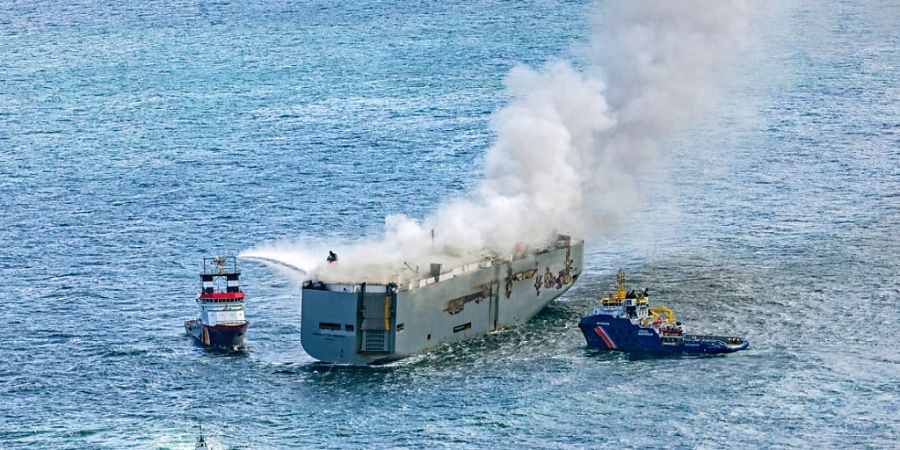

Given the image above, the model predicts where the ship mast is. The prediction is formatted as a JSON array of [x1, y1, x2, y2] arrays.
[[616, 269, 626, 301]]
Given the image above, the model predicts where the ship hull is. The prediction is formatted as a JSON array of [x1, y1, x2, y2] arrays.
[[301, 238, 584, 365], [578, 314, 748, 354], [185, 319, 248, 351]]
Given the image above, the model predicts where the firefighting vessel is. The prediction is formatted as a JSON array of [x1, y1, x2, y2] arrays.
[[579, 270, 748, 354], [185, 256, 248, 351], [300, 234, 584, 365]]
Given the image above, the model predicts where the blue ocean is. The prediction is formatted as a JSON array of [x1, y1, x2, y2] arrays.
[[1, 1, 897, 448]]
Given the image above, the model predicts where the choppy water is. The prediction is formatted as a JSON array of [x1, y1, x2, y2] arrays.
[[1, 1, 898, 448]]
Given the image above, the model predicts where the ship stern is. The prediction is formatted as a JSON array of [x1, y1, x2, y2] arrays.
[[301, 282, 398, 365]]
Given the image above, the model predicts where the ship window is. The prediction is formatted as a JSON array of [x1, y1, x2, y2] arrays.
[[344, 324, 354, 332], [427, 334, 431, 340], [396, 323, 404, 332], [318, 322, 341, 331], [453, 323, 472, 333]]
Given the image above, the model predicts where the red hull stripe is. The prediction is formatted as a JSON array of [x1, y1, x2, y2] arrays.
[[594, 326, 616, 349], [198, 292, 245, 300]]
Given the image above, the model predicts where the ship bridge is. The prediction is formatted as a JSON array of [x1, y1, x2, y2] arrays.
[[199, 256, 245, 302]]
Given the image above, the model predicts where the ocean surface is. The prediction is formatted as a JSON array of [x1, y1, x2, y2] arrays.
[[1, 1, 898, 448]]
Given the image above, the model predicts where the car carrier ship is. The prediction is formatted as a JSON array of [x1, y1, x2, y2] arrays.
[[300, 234, 584, 365]]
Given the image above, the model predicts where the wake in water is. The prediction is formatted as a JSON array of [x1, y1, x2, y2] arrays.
[[243, 0, 755, 283]]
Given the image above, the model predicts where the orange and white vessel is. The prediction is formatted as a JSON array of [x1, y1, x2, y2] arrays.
[[185, 256, 248, 351]]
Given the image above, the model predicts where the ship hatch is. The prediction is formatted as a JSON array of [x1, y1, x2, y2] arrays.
[[359, 283, 396, 354]]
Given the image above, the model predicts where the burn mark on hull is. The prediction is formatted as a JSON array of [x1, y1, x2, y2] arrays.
[[445, 285, 491, 315]]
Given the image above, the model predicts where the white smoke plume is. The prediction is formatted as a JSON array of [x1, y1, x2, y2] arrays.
[[243, 0, 755, 282]]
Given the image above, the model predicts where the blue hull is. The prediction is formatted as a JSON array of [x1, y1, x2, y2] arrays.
[[578, 314, 748, 355]]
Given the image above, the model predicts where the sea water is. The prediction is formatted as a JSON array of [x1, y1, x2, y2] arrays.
[[1, 1, 897, 448]]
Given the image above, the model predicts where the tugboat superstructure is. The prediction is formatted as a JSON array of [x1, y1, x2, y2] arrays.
[[185, 256, 248, 351], [579, 270, 748, 355]]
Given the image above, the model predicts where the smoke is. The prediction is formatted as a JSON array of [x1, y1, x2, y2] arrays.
[[243, 0, 755, 283]]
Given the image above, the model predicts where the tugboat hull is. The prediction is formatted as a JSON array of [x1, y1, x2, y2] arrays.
[[579, 315, 748, 355], [185, 319, 248, 351]]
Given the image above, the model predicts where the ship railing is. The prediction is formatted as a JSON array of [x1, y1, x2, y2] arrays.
[[592, 304, 623, 315], [410, 259, 494, 289], [202, 256, 239, 275], [197, 296, 245, 303], [317, 238, 573, 291]]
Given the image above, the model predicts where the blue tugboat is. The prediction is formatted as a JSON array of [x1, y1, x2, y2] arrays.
[[579, 270, 748, 354]]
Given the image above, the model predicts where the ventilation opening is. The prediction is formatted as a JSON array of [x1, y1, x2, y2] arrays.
[[344, 324, 354, 332], [318, 322, 341, 331], [453, 323, 472, 333], [362, 330, 387, 353]]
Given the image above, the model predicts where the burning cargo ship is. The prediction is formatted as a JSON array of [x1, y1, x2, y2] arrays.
[[300, 234, 583, 365]]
